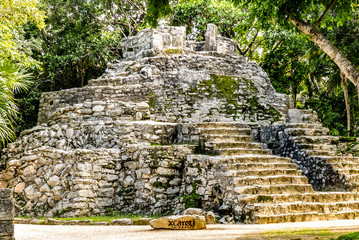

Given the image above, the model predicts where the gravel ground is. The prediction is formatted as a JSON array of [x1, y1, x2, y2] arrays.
[[14, 220, 359, 240]]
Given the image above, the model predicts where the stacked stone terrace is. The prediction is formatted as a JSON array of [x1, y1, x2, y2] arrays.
[[1, 24, 359, 223]]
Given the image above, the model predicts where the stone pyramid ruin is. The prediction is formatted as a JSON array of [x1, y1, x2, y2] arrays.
[[1, 24, 359, 223]]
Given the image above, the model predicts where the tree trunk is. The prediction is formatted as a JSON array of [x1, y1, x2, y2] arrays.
[[340, 72, 351, 136], [289, 16, 359, 87]]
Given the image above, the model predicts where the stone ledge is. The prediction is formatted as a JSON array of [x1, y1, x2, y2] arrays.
[[13, 217, 154, 226]]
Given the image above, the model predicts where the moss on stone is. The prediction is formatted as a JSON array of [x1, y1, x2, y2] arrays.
[[148, 94, 156, 113], [152, 73, 282, 122], [164, 48, 183, 55], [257, 195, 273, 203], [180, 192, 202, 209], [153, 181, 169, 189]]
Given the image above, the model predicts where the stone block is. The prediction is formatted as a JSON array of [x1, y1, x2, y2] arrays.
[[0, 189, 12, 199], [0, 221, 14, 238], [111, 219, 133, 225], [152, 33, 163, 51], [204, 24, 218, 51], [0, 199, 13, 220], [162, 33, 172, 48], [150, 215, 206, 230], [0, 189, 14, 240], [47, 176, 60, 187]]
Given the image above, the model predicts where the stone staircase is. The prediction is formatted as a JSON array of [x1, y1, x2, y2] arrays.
[[283, 109, 359, 191], [194, 122, 359, 223], [285, 109, 339, 156]]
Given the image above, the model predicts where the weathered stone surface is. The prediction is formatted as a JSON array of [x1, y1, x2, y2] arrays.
[[24, 185, 36, 200], [183, 208, 216, 224], [14, 182, 25, 194], [149, 215, 206, 230], [111, 219, 133, 225], [183, 208, 205, 216], [0, 24, 326, 224], [206, 211, 216, 224], [0, 189, 14, 240], [132, 218, 153, 225], [47, 176, 60, 187], [204, 24, 218, 51]]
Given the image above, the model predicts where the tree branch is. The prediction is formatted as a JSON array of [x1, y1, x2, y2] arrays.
[[272, 40, 284, 52], [127, 0, 147, 14], [313, 0, 337, 26], [236, 44, 244, 55], [243, 29, 259, 55]]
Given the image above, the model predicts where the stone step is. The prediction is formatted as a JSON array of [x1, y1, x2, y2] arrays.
[[225, 162, 298, 170], [283, 123, 324, 129], [321, 156, 359, 164], [88, 74, 145, 86], [218, 155, 292, 164], [342, 174, 359, 182], [331, 163, 359, 170], [287, 109, 320, 124], [201, 135, 253, 142], [249, 201, 359, 217], [239, 192, 359, 205], [199, 128, 251, 135], [299, 144, 336, 151], [226, 169, 302, 178], [304, 150, 337, 156], [217, 148, 270, 156], [302, 113, 320, 123], [288, 109, 315, 115], [284, 128, 329, 136], [289, 136, 340, 144], [207, 142, 263, 150], [233, 184, 314, 195], [231, 175, 307, 185], [196, 122, 248, 129], [254, 210, 359, 224]]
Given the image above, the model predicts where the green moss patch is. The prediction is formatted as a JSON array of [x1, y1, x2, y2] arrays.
[[257, 195, 273, 203], [165, 48, 183, 55]]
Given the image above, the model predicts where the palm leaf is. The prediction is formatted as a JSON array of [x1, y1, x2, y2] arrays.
[[0, 59, 31, 143]]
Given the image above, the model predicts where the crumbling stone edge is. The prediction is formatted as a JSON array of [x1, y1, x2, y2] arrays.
[[13, 217, 153, 226]]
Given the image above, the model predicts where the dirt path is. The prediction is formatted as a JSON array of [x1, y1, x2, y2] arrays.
[[14, 220, 359, 240]]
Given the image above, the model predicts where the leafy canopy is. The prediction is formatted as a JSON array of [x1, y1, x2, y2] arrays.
[[231, 0, 358, 29]]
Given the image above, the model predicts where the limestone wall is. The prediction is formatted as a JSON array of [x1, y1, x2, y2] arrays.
[[0, 189, 14, 240], [1, 145, 196, 217]]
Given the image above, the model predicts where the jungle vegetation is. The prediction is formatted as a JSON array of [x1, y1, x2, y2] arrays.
[[1, 0, 359, 143]]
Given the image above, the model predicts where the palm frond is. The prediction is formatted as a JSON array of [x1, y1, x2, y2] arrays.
[[0, 59, 31, 143]]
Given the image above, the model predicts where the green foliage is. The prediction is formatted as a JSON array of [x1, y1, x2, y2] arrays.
[[14, 85, 42, 135], [336, 232, 359, 240], [305, 94, 347, 136], [170, 0, 262, 58], [0, 60, 31, 143], [0, 0, 45, 28], [181, 192, 202, 209], [172, 1, 243, 39], [39, 0, 122, 90], [146, 0, 172, 27], [0, 0, 45, 69], [231, 0, 358, 30]]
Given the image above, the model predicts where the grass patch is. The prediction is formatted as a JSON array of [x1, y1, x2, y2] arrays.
[[336, 232, 359, 240], [237, 229, 355, 240], [18, 213, 163, 223]]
